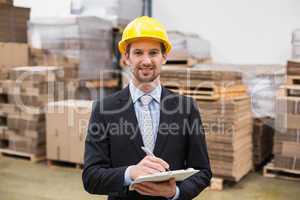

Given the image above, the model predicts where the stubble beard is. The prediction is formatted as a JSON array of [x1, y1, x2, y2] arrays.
[[131, 66, 161, 92]]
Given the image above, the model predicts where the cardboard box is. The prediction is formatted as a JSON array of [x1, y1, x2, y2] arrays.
[[46, 102, 70, 162], [0, 42, 29, 68], [252, 118, 274, 165], [281, 141, 300, 158], [0, 6, 30, 43], [275, 113, 300, 130], [69, 100, 92, 164], [46, 100, 92, 163], [275, 97, 300, 114], [287, 60, 300, 76], [8, 129, 45, 154], [274, 155, 300, 170], [0, 0, 13, 6], [0, 126, 8, 140]]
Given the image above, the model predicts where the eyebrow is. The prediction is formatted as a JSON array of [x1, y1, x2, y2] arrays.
[[149, 49, 160, 52], [132, 48, 160, 52]]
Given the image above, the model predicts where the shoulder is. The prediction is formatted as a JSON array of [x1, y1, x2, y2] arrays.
[[162, 86, 198, 114], [92, 87, 128, 111], [162, 86, 196, 104]]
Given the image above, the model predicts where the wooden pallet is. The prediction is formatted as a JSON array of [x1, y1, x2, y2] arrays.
[[277, 85, 300, 97], [286, 75, 300, 85], [0, 148, 45, 163], [263, 161, 300, 181], [164, 57, 212, 68], [208, 176, 244, 191], [209, 177, 224, 190], [47, 159, 83, 169], [164, 84, 247, 100]]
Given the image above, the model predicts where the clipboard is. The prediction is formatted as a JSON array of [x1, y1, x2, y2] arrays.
[[129, 168, 199, 190]]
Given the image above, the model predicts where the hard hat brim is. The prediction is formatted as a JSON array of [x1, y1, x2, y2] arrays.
[[118, 36, 172, 55]]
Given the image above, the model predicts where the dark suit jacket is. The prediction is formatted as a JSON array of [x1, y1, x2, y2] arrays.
[[82, 86, 212, 200]]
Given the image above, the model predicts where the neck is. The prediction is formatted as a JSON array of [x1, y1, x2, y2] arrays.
[[132, 78, 160, 93]]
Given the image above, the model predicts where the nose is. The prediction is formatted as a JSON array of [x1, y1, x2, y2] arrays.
[[141, 55, 152, 65]]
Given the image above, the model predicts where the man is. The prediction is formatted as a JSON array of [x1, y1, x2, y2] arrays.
[[82, 16, 212, 200]]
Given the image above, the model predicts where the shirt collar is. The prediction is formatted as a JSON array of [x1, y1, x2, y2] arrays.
[[129, 81, 161, 104]]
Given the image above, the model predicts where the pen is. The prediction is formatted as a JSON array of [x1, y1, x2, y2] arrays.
[[141, 146, 170, 171]]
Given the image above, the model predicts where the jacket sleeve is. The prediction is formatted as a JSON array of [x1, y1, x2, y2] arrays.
[[178, 98, 212, 200], [82, 101, 128, 196]]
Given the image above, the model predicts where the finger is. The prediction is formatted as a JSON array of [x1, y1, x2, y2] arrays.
[[139, 181, 165, 193], [134, 183, 159, 196], [143, 160, 166, 172], [146, 156, 170, 169], [142, 166, 161, 174], [169, 178, 176, 184], [139, 181, 158, 189], [134, 187, 154, 196]]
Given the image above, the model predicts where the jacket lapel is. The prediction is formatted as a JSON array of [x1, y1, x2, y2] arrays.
[[117, 86, 145, 158], [153, 86, 178, 157]]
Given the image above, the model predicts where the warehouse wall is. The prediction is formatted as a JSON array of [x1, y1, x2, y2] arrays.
[[153, 0, 300, 64], [14, 0, 300, 64], [14, 0, 72, 17]]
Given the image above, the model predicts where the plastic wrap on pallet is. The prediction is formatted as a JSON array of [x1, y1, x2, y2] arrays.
[[194, 64, 285, 118], [292, 29, 300, 59], [167, 31, 211, 60], [28, 16, 116, 80], [75, 0, 143, 27]]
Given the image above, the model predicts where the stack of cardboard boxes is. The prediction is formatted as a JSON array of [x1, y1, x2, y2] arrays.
[[160, 66, 253, 182], [252, 118, 274, 167], [46, 100, 92, 164], [274, 60, 300, 171], [197, 97, 253, 181], [0, 4, 30, 43], [28, 17, 117, 81], [1, 66, 65, 155], [28, 17, 120, 100], [29, 48, 79, 79], [0, 0, 13, 6], [0, 85, 8, 147], [0, 3, 30, 149], [0, 3, 30, 77], [166, 31, 211, 67]]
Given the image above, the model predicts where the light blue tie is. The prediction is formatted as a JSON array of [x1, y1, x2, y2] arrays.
[[140, 95, 155, 152]]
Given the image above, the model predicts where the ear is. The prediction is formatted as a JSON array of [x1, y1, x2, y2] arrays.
[[162, 53, 167, 64], [124, 52, 130, 66]]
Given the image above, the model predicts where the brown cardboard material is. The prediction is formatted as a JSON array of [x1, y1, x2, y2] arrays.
[[69, 101, 92, 164], [46, 102, 70, 161], [0, 6, 30, 43], [0, 0, 13, 6], [282, 141, 300, 158], [46, 100, 92, 164], [0, 42, 28, 68], [275, 113, 300, 130]]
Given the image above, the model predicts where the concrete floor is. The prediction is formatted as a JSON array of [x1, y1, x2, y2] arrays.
[[0, 156, 299, 200]]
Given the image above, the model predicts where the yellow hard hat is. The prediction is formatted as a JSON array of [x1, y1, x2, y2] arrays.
[[118, 16, 172, 54]]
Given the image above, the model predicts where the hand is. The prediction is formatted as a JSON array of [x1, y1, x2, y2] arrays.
[[132, 178, 176, 198], [129, 155, 169, 180]]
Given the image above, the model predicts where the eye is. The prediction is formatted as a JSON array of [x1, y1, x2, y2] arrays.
[[149, 50, 159, 56], [133, 50, 143, 56]]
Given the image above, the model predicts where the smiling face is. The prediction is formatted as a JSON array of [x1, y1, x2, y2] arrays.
[[125, 39, 167, 87]]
